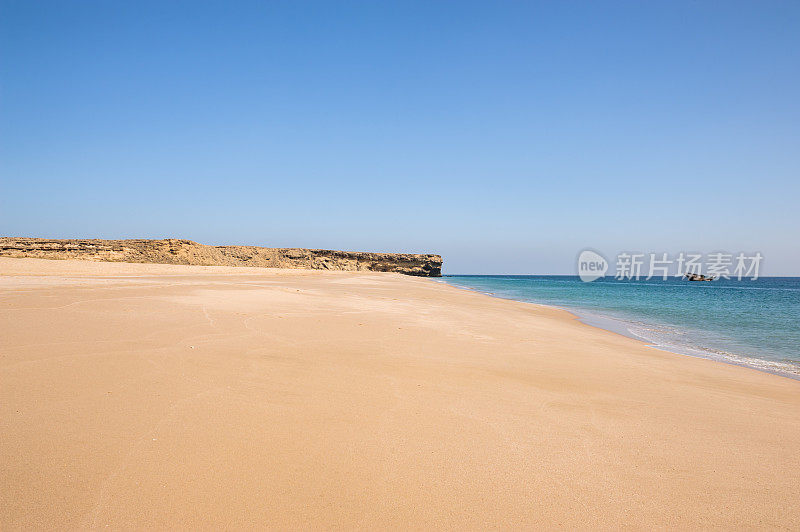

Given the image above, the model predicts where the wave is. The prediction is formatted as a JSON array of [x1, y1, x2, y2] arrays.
[[439, 278, 800, 381], [578, 311, 800, 380]]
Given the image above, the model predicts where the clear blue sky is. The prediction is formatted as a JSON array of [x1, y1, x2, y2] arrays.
[[2, 1, 798, 274]]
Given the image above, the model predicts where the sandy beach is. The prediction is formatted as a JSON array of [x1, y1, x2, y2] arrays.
[[1, 257, 799, 529]]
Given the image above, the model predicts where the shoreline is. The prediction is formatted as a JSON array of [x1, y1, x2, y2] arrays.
[[437, 277, 800, 381], [2, 257, 799, 528]]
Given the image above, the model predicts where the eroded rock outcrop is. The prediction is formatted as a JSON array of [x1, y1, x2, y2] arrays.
[[0, 238, 443, 277]]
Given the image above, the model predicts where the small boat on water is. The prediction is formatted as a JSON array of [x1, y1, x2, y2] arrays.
[[684, 272, 717, 282]]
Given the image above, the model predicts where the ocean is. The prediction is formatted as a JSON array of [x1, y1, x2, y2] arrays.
[[440, 275, 800, 379]]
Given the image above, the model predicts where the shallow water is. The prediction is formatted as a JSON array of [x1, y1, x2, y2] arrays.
[[440, 275, 800, 379]]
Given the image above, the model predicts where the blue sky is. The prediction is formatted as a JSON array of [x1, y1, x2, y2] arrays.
[[2, 1, 799, 274]]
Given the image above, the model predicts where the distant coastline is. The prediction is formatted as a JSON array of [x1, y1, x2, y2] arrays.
[[0, 237, 443, 277]]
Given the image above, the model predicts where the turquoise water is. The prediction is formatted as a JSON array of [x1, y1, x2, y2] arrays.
[[441, 276, 800, 379]]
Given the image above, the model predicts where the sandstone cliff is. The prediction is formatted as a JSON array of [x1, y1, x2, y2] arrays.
[[0, 238, 442, 277]]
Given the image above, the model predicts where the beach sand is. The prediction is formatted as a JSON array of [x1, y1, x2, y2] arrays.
[[1, 257, 799, 529]]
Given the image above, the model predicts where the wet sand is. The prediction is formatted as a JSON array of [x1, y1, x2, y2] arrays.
[[1, 257, 799, 528]]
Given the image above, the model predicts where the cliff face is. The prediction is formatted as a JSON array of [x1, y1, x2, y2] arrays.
[[0, 238, 443, 277]]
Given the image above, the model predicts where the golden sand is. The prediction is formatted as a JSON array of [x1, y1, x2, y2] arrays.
[[1, 257, 798, 528]]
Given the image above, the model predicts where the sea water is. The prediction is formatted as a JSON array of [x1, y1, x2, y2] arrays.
[[440, 275, 800, 379]]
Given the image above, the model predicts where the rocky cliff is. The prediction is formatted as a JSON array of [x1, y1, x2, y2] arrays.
[[0, 238, 443, 277]]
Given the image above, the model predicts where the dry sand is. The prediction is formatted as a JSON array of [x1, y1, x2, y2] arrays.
[[1, 257, 799, 529]]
